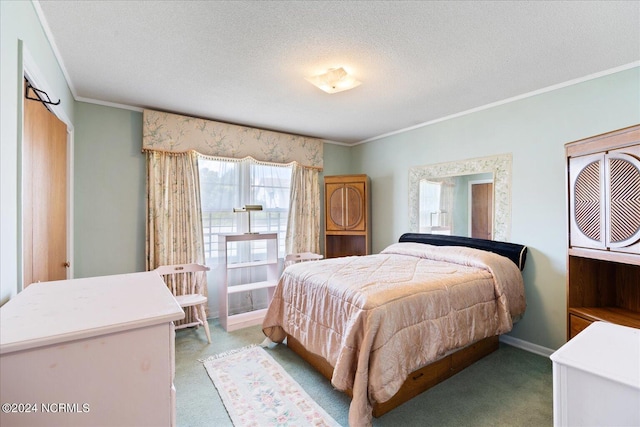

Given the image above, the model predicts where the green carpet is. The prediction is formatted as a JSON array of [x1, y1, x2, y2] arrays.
[[175, 320, 552, 426]]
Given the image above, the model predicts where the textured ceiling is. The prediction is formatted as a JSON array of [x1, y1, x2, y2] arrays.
[[36, 1, 639, 144]]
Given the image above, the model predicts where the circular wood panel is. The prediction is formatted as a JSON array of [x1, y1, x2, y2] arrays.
[[574, 161, 602, 242], [608, 154, 640, 247], [329, 188, 345, 227], [329, 186, 363, 228], [344, 186, 362, 229]]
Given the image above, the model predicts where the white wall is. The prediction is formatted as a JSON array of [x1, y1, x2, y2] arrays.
[[0, 1, 75, 304], [351, 67, 640, 350]]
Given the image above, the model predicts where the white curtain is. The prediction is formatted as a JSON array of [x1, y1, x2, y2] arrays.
[[146, 150, 207, 324], [199, 156, 292, 258], [285, 163, 320, 254]]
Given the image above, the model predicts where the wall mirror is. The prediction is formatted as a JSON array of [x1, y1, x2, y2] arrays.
[[409, 154, 512, 241]]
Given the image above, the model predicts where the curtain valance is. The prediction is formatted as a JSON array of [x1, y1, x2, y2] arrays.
[[142, 109, 323, 169]]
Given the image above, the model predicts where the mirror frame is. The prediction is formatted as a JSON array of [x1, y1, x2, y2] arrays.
[[409, 153, 512, 241]]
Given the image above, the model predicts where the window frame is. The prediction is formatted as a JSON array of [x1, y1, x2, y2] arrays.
[[199, 157, 291, 262]]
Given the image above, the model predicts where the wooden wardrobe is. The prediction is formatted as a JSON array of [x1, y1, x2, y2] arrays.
[[324, 174, 370, 258], [565, 124, 640, 339]]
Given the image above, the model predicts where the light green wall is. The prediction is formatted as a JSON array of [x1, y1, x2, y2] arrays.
[[2, 0, 637, 351], [351, 67, 640, 350], [69, 70, 640, 351], [71, 110, 353, 278], [0, 1, 75, 304], [321, 143, 353, 176], [73, 102, 145, 278], [319, 143, 352, 254]]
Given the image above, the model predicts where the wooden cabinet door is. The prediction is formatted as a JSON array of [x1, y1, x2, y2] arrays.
[[326, 183, 345, 231], [326, 182, 365, 231], [569, 153, 606, 250], [606, 145, 640, 254], [569, 147, 640, 254]]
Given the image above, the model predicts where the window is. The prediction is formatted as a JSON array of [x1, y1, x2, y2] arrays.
[[199, 158, 291, 262], [419, 180, 442, 232]]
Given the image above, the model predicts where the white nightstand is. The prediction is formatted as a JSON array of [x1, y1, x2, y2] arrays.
[[550, 321, 640, 427]]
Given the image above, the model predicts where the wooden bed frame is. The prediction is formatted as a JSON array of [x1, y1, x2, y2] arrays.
[[286, 333, 499, 417], [282, 234, 526, 418]]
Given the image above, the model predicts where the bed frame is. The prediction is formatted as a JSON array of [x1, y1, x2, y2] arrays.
[[286, 233, 528, 417], [287, 334, 499, 417]]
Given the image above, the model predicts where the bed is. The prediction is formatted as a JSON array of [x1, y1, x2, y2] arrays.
[[262, 233, 527, 426]]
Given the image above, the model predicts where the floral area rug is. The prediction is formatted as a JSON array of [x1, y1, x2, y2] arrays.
[[201, 345, 341, 427]]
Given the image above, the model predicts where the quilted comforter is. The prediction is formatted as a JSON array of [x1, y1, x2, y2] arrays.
[[262, 242, 526, 426]]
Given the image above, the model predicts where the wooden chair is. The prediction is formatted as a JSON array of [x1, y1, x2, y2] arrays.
[[260, 252, 324, 349], [154, 263, 211, 344], [284, 252, 323, 268]]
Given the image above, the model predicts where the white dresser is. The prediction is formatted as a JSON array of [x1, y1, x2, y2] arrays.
[[550, 321, 640, 427], [0, 272, 184, 427]]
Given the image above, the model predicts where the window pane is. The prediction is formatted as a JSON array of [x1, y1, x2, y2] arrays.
[[250, 163, 291, 209], [249, 163, 290, 256], [199, 158, 291, 261], [200, 159, 241, 260], [419, 180, 441, 232]]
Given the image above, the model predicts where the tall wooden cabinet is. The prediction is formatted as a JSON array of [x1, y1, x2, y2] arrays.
[[566, 125, 640, 339], [324, 174, 370, 258]]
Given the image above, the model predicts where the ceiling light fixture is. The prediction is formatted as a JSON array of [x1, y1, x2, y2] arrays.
[[305, 67, 361, 94]]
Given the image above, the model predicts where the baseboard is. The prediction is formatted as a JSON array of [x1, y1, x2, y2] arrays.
[[499, 334, 555, 358]]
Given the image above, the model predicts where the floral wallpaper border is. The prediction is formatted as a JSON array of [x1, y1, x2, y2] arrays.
[[408, 153, 512, 241], [142, 109, 323, 169]]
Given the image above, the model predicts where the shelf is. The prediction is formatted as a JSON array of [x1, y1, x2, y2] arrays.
[[226, 260, 278, 269], [569, 307, 640, 329], [220, 232, 277, 242], [226, 309, 269, 332], [325, 234, 367, 258], [227, 280, 277, 294], [218, 232, 279, 332], [569, 247, 639, 266]]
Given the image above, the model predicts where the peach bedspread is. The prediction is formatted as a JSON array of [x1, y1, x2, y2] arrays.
[[262, 242, 526, 426]]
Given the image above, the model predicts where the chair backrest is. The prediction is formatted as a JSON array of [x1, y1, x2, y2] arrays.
[[284, 252, 323, 267], [154, 263, 210, 294], [154, 263, 210, 275]]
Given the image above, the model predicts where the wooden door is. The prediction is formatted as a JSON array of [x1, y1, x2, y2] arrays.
[[23, 81, 68, 286], [471, 183, 493, 240]]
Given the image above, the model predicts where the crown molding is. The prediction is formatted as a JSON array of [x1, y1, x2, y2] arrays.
[[356, 61, 640, 146]]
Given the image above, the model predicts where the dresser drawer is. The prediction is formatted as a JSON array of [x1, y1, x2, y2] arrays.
[[569, 314, 593, 339]]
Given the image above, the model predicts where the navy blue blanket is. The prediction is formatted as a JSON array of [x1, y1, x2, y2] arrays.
[[398, 233, 527, 271]]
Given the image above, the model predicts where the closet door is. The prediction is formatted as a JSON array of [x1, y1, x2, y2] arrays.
[[23, 82, 68, 286], [569, 153, 606, 250]]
